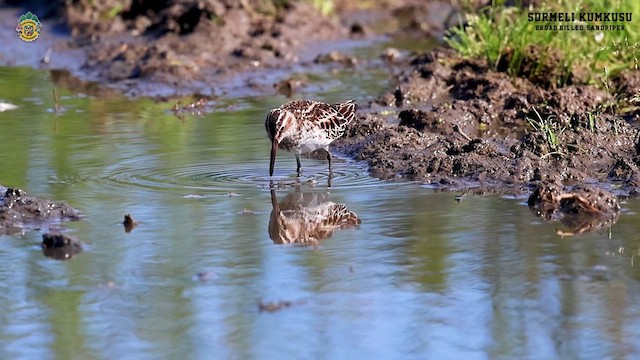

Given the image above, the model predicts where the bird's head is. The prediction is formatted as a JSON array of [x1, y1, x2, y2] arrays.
[[265, 108, 293, 176]]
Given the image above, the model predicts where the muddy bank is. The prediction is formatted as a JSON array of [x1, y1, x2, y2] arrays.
[[0, 186, 80, 235], [0, 0, 457, 98], [68, 0, 348, 98], [335, 48, 640, 198], [0, 1, 348, 97]]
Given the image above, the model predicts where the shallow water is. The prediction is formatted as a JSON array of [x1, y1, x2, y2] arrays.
[[2, 63, 640, 360]]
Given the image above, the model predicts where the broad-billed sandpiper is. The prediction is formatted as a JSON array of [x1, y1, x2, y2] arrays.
[[265, 100, 357, 177]]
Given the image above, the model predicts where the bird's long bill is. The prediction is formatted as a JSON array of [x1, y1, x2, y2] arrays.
[[269, 140, 278, 176]]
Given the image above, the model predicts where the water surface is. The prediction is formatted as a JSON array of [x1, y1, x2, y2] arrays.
[[1, 65, 640, 360]]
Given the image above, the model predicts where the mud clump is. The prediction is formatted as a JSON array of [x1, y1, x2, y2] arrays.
[[527, 182, 620, 236], [0, 186, 80, 235]]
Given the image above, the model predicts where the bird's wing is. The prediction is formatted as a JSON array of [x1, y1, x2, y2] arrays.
[[305, 101, 354, 135], [335, 100, 357, 124]]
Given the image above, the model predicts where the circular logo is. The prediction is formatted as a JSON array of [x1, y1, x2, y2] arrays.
[[16, 12, 42, 43]]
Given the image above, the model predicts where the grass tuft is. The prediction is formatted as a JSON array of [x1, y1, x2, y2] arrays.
[[526, 107, 566, 156], [445, 0, 640, 88]]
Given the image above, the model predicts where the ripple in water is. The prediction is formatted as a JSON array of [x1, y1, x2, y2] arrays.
[[90, 156, 386, 192]]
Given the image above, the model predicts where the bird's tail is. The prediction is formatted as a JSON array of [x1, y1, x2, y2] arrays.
[[335, 100, 357, 124]]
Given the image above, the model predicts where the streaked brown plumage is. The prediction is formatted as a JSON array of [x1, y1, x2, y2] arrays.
[[265, 100, 357, 177], [268, 189, 361, 245]]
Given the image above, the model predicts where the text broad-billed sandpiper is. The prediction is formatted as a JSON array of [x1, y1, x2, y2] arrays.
[[265, 100, 357, 177]]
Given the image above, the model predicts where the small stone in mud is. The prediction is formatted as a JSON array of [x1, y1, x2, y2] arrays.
[[349, 23, 367, 38], [381, 47, 402, 63], [41, 232, 83, 260], [123, 214, 138, 233]]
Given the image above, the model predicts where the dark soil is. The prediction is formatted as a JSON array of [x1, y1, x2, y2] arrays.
[[71, 0, 348, 97], [0, 186, 80, 235]]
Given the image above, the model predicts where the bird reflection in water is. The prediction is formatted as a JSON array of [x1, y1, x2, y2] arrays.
[[268, 187, 361, 245]]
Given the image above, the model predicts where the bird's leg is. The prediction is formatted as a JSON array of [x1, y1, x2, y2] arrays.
[[326, 148, 333, 188], [295, 154, 302, 177], [270, 188, 278, 209]]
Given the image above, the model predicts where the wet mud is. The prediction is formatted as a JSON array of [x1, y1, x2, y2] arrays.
[[334, 48, 640, 206], [0, 186, 80, 235], [72, 0, 347, 97]]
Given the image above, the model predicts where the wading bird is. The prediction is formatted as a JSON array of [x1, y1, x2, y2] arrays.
[[265, 100, 357, 177]]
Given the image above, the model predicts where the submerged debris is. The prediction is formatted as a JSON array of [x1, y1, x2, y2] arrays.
[[122, 213, 138, 233], [41, 232, 83, 260], [171, 97, 211, 118], [313, 51, 358, 66], [192, 271, 215, 282], [557, 265, 611, 282], [258, 299, 294, 313]]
